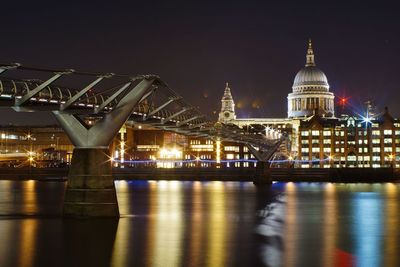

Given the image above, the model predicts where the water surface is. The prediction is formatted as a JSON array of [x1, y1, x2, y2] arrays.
[[0, 180, 399, 267]]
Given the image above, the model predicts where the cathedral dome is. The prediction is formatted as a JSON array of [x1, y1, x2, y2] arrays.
[[293, 66, 329, 88], [287, 39, 335, 118]]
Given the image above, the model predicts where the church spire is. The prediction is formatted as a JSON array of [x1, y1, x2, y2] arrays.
[[223, 82, 232, 98], [305, 38, 316, 67]]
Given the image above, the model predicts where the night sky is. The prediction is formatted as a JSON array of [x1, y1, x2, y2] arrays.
[[1, 1, 399, 124]]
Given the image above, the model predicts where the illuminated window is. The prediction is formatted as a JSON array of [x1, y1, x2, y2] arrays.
[[312, 147, 320, 153], [301, 148, 309, 152], [191, 144, 214, 151], [384, 147, 392, 152], [384, 130, 392, 135], [323, 147, 331, 153], [384, 138, 392, 144], [302, 140, 309, 144], [226, 154, 234, 159], [323, 131, 331, 136], [243, 146, 248, 152], [372, 147, 380, 152], [312, 130, 319, 136], [323, 139, 331, 144], [372, 130, 380, 135], [372, 139, 380, 144], [224, 146, 240, 152], [301, 131, 309, 136]]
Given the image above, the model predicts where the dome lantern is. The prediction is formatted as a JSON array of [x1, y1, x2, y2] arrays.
[[305, 39, 315, 67]]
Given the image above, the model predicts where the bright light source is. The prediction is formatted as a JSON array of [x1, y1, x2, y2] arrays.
[[159, 147, 182, 159], [196, 156, 200, 161], [361, 115, 372, 124], [288, 156, 293, 160], [339, 97, 349, 106], [157, 147, 183, 168]]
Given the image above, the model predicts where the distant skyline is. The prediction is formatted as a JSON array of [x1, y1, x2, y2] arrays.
[[1, 1, 399, 124]]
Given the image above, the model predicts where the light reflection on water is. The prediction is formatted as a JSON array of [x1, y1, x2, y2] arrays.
[[0, 180, 399, 267]]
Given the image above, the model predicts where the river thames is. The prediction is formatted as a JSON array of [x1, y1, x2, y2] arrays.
[[0, 180, 399, 267]]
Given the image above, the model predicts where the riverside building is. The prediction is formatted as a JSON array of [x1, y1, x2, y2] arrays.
[[218, 40, 400, 168]]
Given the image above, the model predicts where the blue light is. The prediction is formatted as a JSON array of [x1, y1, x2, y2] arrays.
[[352, 192, 383, 267], [113, 157, 331, 165]]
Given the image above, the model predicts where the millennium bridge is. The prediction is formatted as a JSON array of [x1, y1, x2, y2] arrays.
[[0, 63, 283, 217]]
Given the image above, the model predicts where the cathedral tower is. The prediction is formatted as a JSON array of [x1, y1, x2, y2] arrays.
[[218, 82, 236, 123]]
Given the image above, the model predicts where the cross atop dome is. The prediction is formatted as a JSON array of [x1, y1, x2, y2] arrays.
[[306, 38, 316, 67]]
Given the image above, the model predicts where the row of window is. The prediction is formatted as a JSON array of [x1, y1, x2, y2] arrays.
[[301, 129, 400, 136]]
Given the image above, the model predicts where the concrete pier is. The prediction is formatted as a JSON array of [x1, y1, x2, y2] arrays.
[[253, 161, 272, 185], [63, 148, 119, 217]]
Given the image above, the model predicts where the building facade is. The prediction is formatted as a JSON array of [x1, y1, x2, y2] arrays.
[[298, 108, 400, 168]]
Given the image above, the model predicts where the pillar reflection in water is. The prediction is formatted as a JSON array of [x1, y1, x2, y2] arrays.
[[63, 219, 118, 267], [111, 181, 130, 267], [384, 183, 398, 267]]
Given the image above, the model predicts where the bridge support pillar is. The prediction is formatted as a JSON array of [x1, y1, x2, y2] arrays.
[[64, 148, 119, 217], [53, 77, 156, 218], [254, 161, 272, 185]]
